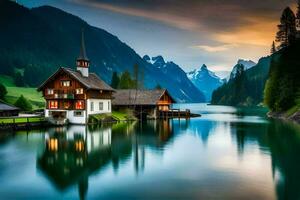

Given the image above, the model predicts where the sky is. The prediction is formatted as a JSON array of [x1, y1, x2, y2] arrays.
[[19, 0, 297, 75]]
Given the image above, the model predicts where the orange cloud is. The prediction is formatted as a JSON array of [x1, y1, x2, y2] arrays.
[[214, 17, 278, 46]]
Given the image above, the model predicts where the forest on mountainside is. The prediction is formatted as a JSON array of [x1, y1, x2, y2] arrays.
[[211, 57, 270, 106]]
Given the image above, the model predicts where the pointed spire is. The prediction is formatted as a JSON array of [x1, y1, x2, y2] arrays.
[[78, 28, 89, 61], [77, 28, 90, 77]]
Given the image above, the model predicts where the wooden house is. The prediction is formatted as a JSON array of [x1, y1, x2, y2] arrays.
[[38, 31, 114, 124], [112, 89, 176, 119]]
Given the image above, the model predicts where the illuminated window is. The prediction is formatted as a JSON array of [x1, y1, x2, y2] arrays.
[[48, 101, 58, 109], [75, 100, 84, 110], [47, 89, 54, 95], [99, 102, 103, 110], [76, 88, 83, 94], [63, 101, 71, 109], [61, 80, 71, 87]]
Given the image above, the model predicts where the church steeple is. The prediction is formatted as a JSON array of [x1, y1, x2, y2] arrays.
[[76, 29, 90, 77]]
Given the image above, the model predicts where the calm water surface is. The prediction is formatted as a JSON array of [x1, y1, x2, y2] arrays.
[[1, 104, 300, 199]]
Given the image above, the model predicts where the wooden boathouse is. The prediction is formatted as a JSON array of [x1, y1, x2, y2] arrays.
[[112, 89, 197, 119]]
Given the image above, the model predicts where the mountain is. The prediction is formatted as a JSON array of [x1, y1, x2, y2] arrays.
[[229, 59, 257, 80], [211, 56, 271, 106], [187, 64, 223, 101], [0, 0, 204, 103], [143, 55, 206, 102]]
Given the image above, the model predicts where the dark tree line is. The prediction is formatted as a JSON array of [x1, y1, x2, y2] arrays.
[[272, 5, 300, 53], [110, 64, 144, 89], [211, 65, 253, 106], [264, 4, 300, 112]]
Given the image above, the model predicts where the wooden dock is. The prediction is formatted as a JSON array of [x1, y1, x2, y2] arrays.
[[159, 109, 201, 119]]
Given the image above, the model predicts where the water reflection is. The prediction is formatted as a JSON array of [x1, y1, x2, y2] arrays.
[[1, 105, 300, 199], [37, 120, 174, 199]]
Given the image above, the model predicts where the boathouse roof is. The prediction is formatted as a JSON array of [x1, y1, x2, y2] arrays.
[[0, 101, 20, 111], [112, 89, 176, 106], [37, 67, 114, 91]]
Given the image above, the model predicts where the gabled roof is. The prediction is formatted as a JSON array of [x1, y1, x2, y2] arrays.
[[112, 89, 176, 106], [0, 101, 20, 111], [37, 67, 114, 91]]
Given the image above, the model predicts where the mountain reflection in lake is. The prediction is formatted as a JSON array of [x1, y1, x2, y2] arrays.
[[0, 104, 300, 199]]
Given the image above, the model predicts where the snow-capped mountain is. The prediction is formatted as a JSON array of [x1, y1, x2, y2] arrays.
[[187, 64, 223, 101], [143, 55, 206, 102], [229, 59, 257, 79]]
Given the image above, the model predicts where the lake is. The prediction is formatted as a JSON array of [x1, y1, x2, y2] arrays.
[[0, 104, 300, 199]]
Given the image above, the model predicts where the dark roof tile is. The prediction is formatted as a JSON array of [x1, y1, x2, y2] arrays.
[[0, 101, 20, 111], [38, 67, 114, 91], [112, 89, 175, 106]]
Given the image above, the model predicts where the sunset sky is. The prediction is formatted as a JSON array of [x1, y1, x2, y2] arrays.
[[20, 0, 297, 74]]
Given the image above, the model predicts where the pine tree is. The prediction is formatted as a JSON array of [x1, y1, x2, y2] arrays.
[[14, 72, 25, 87], [118, 71, 135, 89], [0, 83, 7, 100], [271, 41, 276, 54], [14, 95, 32, 111], [276, 7, 297, 49], [155, 84, 162, 89], [133, 63, 139, 89], [110, 71, 120, 89]]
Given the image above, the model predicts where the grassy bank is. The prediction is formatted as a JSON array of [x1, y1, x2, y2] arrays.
[[1, 75, 45, 110], [0, 117, 45, 124], [89, 110, 137, 123]]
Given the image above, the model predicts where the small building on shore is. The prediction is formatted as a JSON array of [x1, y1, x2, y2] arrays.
[[38, 31, 114, 125], [0, 101, 20, 117], [112, 89, 176, 119]]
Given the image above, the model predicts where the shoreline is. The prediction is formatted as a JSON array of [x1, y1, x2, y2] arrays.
[[267, 111, 300, 125]]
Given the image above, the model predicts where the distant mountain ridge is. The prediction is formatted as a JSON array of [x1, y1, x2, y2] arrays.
[[0, 0, 205, 103], [187, 64, 223, 101], [229, 59, 257, 80], [143, 55, 206, 102]]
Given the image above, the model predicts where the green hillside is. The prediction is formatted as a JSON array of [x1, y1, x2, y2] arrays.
[[0, 75, 15, 87], [0, 75, 44, 109]]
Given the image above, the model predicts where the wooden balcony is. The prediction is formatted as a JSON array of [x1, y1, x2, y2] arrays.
[[54, 93, 75, 99], [45, 89, 86, 100]]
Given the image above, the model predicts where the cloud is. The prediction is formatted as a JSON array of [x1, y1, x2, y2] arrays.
[[192, 44, 238, 52], [72, 0, 295, 47], [72, 0, 202, 31]]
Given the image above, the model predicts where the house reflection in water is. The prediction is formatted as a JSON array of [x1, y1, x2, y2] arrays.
[[37, 125, 115, 199], [37, 120, 173, 199]]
